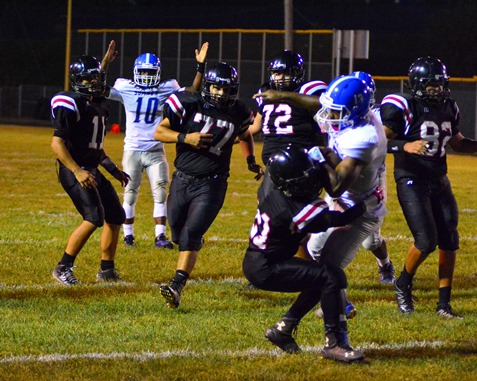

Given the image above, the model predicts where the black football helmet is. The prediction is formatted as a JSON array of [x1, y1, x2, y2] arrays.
[[408, 57, 450, 106], [201, 62, 239, 108], [69, 55, 106, 96], [268, 50, 305, 91], [268, 145, 323, 200]]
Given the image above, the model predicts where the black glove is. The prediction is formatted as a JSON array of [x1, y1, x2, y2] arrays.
[[246, 155, 264, 181]]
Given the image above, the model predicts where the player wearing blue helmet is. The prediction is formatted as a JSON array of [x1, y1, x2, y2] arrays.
[[102, 40, 209, 249]]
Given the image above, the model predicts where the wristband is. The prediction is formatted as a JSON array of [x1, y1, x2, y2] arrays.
[[196, 62, 205, 74], [387, 140, 406, 153], [177, 133, 187, 144]]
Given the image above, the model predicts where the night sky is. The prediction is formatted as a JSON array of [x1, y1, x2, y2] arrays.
[[2, 0, 476, 86]]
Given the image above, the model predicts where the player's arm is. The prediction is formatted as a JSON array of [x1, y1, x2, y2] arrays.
[[99, 151, 130, 187], [248, 112, 263, 136], [384, 124, 429, 155], [238, 129, 264, 180], [319, 156, 365, 198], [153, 117, 213, 149], [252, 90, 320, 111], [50, 136, 97, 189], [101, 40, 118, 73], [184, 42, 209, 92], [448, 131, 477, 153]]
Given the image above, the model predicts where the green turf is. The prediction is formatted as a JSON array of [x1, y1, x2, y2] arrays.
[[0, 125, 476, 380]]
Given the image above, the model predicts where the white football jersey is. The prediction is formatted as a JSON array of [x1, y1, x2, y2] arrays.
[[327, 111, 387, 218], [109, 78, 180, 151]]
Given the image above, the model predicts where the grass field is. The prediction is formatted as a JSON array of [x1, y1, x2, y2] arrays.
[[0, 124, 476, 381]]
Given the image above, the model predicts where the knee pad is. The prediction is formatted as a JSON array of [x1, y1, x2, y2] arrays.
[[123, 188, 139, 207], [362, 233, 383, 251], [152, 181, 168, 204]]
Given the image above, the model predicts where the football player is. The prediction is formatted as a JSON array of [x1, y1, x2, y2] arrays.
[[306, 75, 388, 316], [351, 71, 395, 285], [381, 57, 477, 318], [243, 145, 365, 362], [248, 50, 328, 165], [50, 55, 130, 285], [153, 62, 264, 309], [101, 40, 209, 249]]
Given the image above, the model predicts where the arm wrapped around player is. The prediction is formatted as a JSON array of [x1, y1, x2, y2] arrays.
[[100, 155, 130, 187]]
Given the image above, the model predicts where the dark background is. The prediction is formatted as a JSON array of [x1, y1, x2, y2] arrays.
[[1, 0, 476, 86]]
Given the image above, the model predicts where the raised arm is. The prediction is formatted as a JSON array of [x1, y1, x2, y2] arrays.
[[185, 42, 209, 91]]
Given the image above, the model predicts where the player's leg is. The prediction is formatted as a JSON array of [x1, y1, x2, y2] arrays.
[[144, 150, 173, 248], [121, 150, 142, 246]]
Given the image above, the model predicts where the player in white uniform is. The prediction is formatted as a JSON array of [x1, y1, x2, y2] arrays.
[[306, 75, 388, 316], [102, 40, 208, 248], [350, 71, 394, 285]]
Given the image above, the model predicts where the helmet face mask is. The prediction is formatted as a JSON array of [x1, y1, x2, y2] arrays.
[[268, 50, 305, 91], [408, 57, 450, 106], [134, 53, 161, 87], [268, 145, 323, 200], [69, 55, 106, 96], [202, 62, 239, 109], [315, 76, 371, 134]]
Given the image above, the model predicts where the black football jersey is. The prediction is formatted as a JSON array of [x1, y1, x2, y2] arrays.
[[380, 93, 460, 180], [163, 90, 253, 177], [51, 91, 109, 168], [257, 80, 327, 164], [248, 174, 336, 260]]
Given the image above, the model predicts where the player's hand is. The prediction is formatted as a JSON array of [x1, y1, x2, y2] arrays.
[[249, 163, 264, 181], [185, 132, 214, 149], [195, 42, 209, 63], [404, 140, 429, 155], [246, 155, 264, 180], [112, 169, 130, 187], [101, 40, 118, 71], [74, 168, 97, 189], [252, 89, 283, 103]]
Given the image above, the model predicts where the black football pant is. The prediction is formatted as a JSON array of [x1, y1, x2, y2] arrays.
[[242, 251, 347, 325]]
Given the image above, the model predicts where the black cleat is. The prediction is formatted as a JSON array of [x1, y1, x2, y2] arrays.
[[394, 281, 415, 314], [436, 303, 463, 319], [160, 284, 181, 308], [321, 344, 365, 363], [264, 318, 301, 354]]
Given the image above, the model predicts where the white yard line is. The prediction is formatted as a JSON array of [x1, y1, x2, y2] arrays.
[[0, 341, 446, 364]]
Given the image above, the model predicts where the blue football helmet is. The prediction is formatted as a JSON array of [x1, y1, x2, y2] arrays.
[[351, 71, 376, 106], [134, 53, 161, 87], [315, 76, 371, 133]]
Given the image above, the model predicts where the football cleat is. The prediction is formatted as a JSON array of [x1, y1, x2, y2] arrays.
[[321, 344, 365, 363], [155, 234, 174, 249], [160, 283, 182, 308], [52, 264, 80, 286], [264, 318, 301, 354], [124, 235, 135, 247], [378, 260, 395, 284], [96, 268, 122, 282], [394, 280, 415, 314], [436, 303, 463, 319]]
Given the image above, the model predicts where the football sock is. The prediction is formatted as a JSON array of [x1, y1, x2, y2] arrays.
[[155, 224, 166, 237], [59, 252, 75, 267], [173, 270, 189, 286], [438, 286, 451, 305], [397, 266, 413, 287], [123, 223, 134, 237], [101, 260, 115, 270]]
